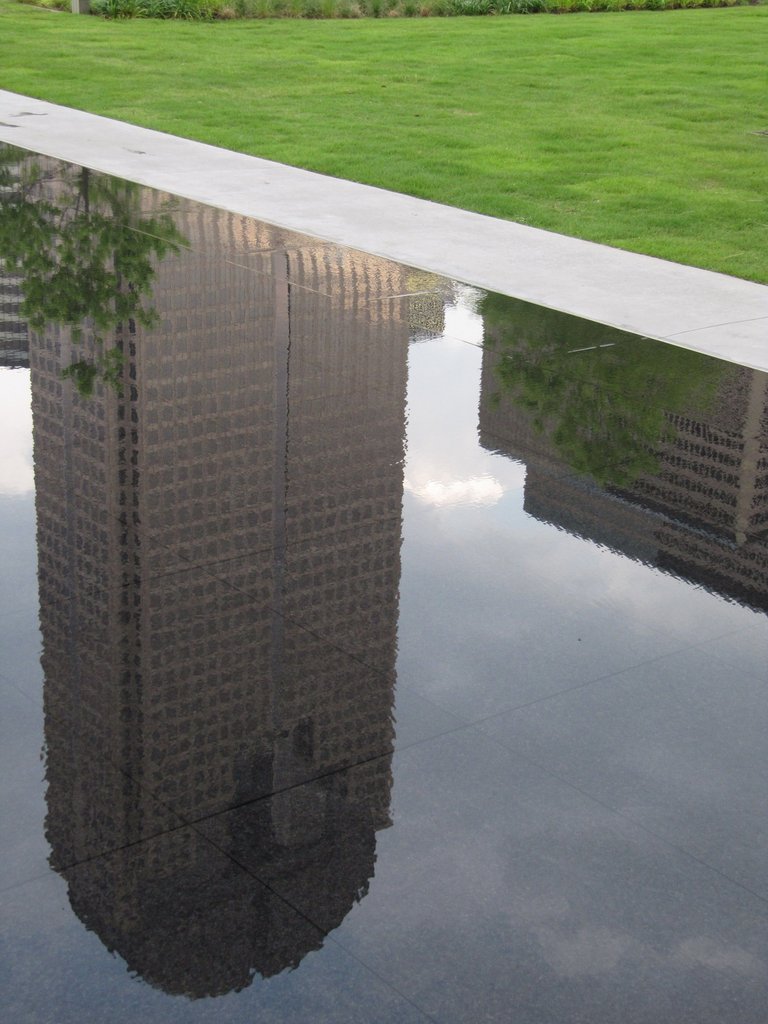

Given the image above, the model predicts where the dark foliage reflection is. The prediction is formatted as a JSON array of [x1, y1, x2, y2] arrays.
[[479, 293, 768, 610], [481, 291, 726, 488], [0, 145, 183, 394]]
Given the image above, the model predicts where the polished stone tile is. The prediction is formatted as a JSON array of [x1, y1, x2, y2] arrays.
[[0, 494, 38, 630], [275, 518, 405, 666], [0, 619, 43, 699], [32, 513, 194, 620], [395, 502, 689, 721], [174, 200, 332, 252], [199, 728, 768, 1024], [167, 524, 684, 749], [4, 147, 768, 1024], [694, 621, 768, 681], [0, 830, 431, 1024], [482, 343, 721, 428], [161, 513, 405, 663], [390, 687, 469, 749], [0, 682, 49, 891], [587, 569, 768, 646], [199, 756, 395, 937], [36, 736, 186, 876], [113, 543, 466, 758], [115, 271, 409, 581], [479, 647, 768, 898], [0, 437, 39, 677], [36, 559, 397, 825], [0, 669, 187, 886]]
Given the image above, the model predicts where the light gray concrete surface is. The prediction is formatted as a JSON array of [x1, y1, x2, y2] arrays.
[[1, 89, 766, 369]]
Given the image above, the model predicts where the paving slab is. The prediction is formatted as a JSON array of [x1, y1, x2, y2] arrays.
[[1, 89, 766, 370]]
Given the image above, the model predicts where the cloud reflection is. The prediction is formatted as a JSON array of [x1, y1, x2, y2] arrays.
[[405, 474, 505, 508], [0, 370, 33, 496]]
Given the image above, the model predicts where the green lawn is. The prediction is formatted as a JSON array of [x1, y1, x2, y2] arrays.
[[1, 3, 766, 281]]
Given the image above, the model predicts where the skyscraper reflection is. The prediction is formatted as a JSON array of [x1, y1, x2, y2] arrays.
[[479, 295, 768, 612], [30, 187, 410, 996], [0, 264, 28, 369]]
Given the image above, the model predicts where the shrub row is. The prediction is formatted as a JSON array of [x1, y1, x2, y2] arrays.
[[37, 0, 758, 18]]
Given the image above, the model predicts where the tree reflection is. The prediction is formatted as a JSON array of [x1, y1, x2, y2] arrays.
[[0, 146, 184, 395], [481, 292, 726, 488]]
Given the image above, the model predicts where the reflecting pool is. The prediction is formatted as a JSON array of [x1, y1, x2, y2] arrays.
[[1, 146, 766, 1023]]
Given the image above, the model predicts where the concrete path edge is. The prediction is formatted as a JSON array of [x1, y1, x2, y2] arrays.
[[1, 90, 766, 370]]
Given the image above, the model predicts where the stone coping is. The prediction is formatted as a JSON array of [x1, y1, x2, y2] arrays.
[[1, 89, 766, 369]]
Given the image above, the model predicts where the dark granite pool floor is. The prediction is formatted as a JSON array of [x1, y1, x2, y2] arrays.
[[1, 149, 766, 1023]]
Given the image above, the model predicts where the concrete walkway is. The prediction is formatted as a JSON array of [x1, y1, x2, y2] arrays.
[[1, 89, 766, 370]]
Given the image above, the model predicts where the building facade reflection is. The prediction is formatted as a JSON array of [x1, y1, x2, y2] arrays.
[[0, 265, 28, 368], [479, 296, 768, 612], [30, 185, 410, 996]]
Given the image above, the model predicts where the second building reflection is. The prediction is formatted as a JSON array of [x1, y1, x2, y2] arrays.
[[479, 293, 768, 612], [33, 192, 411, 996]]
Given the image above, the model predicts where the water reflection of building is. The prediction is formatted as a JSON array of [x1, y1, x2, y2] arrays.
[[479, 313, 768, 613], [32, 195, 410, 996], [0, 265, 28, 368]]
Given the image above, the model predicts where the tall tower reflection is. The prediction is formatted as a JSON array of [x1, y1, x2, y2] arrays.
[[0, 263, 28, 368], [31, 188, 410, 995], [478, 296, 768, 611]]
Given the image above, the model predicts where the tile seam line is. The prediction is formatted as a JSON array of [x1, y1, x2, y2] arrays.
[[2, 90, 768, 370], [665, 314, 768, 336], [47, 744, 401, 878], [191, 828, 442, 1024], [478, 729, 768, 913], [0, 869, 59, 898]]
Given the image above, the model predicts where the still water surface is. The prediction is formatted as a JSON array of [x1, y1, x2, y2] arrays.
[[0, 148, 766, 1023]]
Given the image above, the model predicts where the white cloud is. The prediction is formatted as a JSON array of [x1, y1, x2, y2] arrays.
[[0, 370, 34, 496], [443, 294, 485, 347], [673, 936, 767, 976], [405, 474, 504, 509]]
